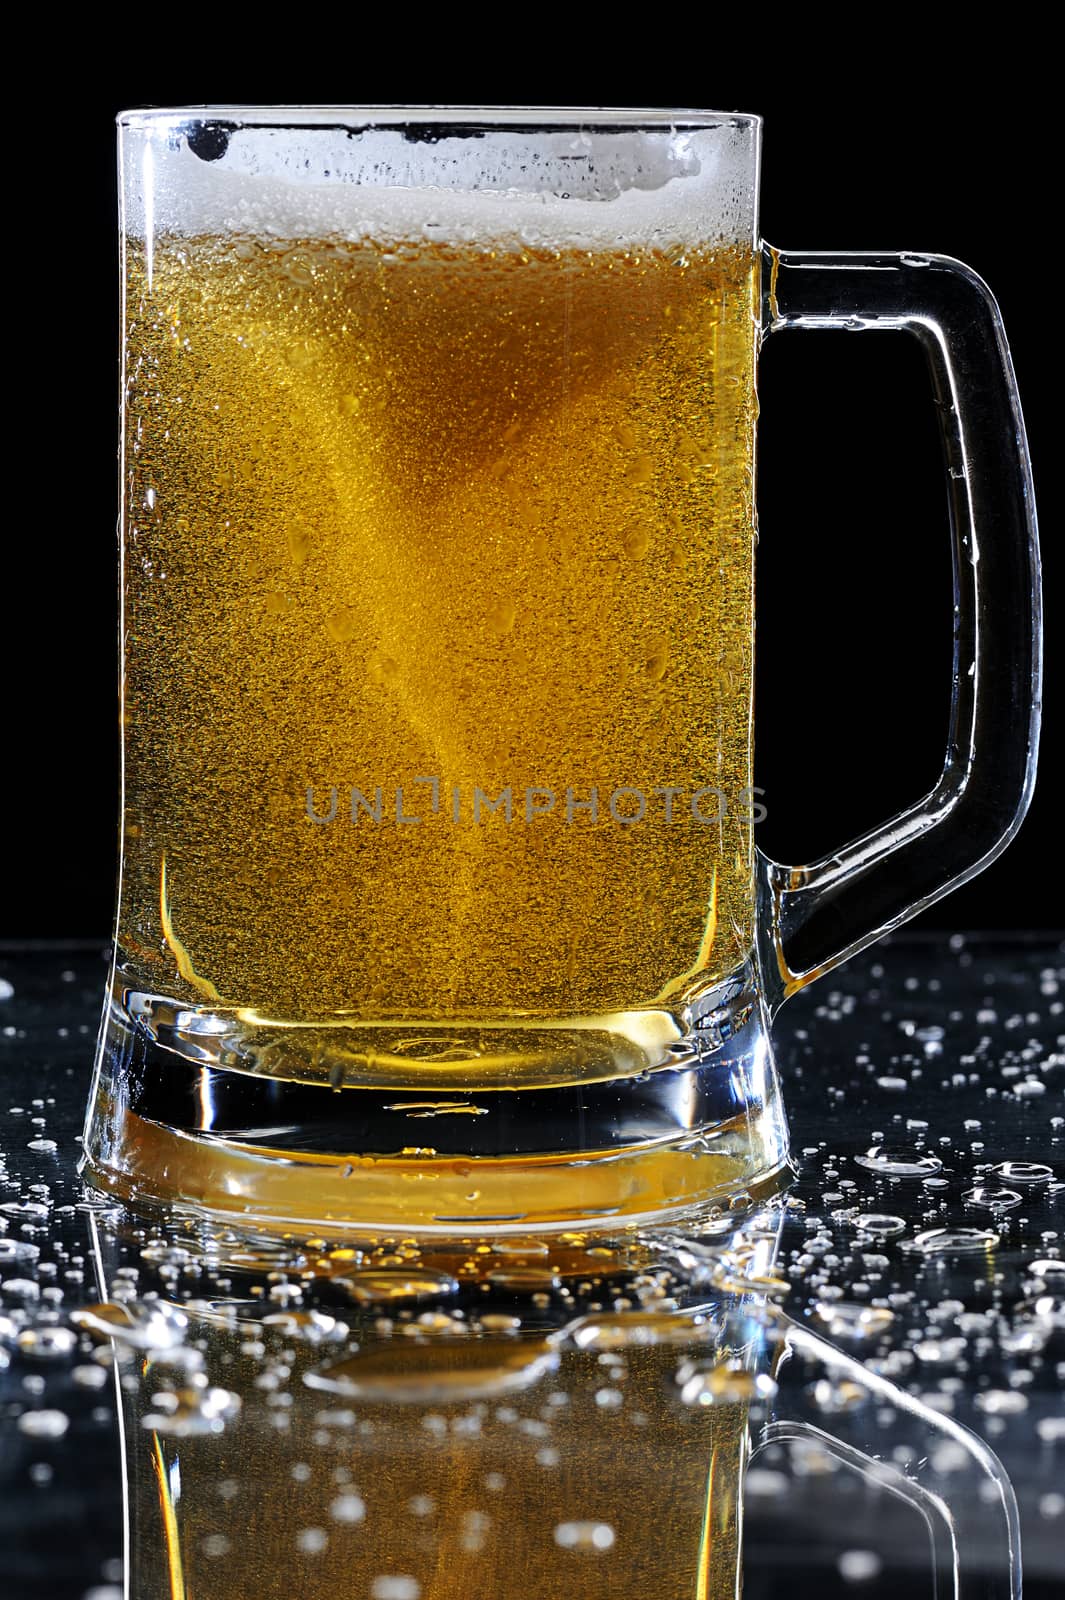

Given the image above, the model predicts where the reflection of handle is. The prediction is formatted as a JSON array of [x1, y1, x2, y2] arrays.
[[757, 248, 1041, 1010], [757, 1314, 1021, 1600]]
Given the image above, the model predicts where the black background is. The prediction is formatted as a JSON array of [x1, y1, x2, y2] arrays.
[[3, 63, 1057, 936]]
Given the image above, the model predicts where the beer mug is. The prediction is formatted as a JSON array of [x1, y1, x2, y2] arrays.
[[83, 107, 1041, 1231]]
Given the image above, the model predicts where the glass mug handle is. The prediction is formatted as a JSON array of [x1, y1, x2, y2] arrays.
[[757, 248, 1042, 1009], [753, 1313, 1022, 1600]]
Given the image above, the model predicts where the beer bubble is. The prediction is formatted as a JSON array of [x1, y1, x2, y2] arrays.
[[286, 525, 313, 564], [614, 421, 638, 448], [624, 453, 654, 487], [285, 340, 319, 370], [622, 526, 651, 559], [338, 394, 359, 416], [485, 598, 517, 635], [324, 607, 357, 644], [644, 641, 670, 681], [282, 250, 315, 286], [265, 591, 292, 616], [367, 651, 400, 684]]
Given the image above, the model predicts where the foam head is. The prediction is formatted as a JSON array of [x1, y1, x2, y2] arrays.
[[119, 107, 760, 250]]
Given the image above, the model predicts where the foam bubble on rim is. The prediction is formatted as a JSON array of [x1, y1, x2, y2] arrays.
[[123, 122, 758, 249]]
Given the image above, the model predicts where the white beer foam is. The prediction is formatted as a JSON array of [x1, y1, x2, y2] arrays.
[[121, 117, 757, 248]]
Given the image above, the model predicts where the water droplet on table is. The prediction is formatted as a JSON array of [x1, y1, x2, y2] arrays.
[[992, 1160, 1053, 1185], [962, 1186, 1022, 1210], [907, 1228, 999, 1256], [855, 1148, 943, 1178]]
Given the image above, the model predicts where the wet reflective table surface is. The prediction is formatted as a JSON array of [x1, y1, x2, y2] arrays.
[[1, 934, 1062, 1600]]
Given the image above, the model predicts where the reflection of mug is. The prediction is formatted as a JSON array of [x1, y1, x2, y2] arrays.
[[84, 109, 1040, 1232], [88, 1212, 1019, 1600]]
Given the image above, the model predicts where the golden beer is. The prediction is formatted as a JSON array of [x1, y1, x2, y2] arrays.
[[118, 234, 756, 1040], [107, 1230, 753, 1600], [129, 1323, 748, 1600]]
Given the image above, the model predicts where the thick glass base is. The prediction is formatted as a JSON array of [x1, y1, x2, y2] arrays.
[[81, 957, 791, 1234]]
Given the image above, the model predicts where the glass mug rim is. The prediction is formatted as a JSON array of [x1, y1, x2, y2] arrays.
[[117, 105, 762, 129]]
